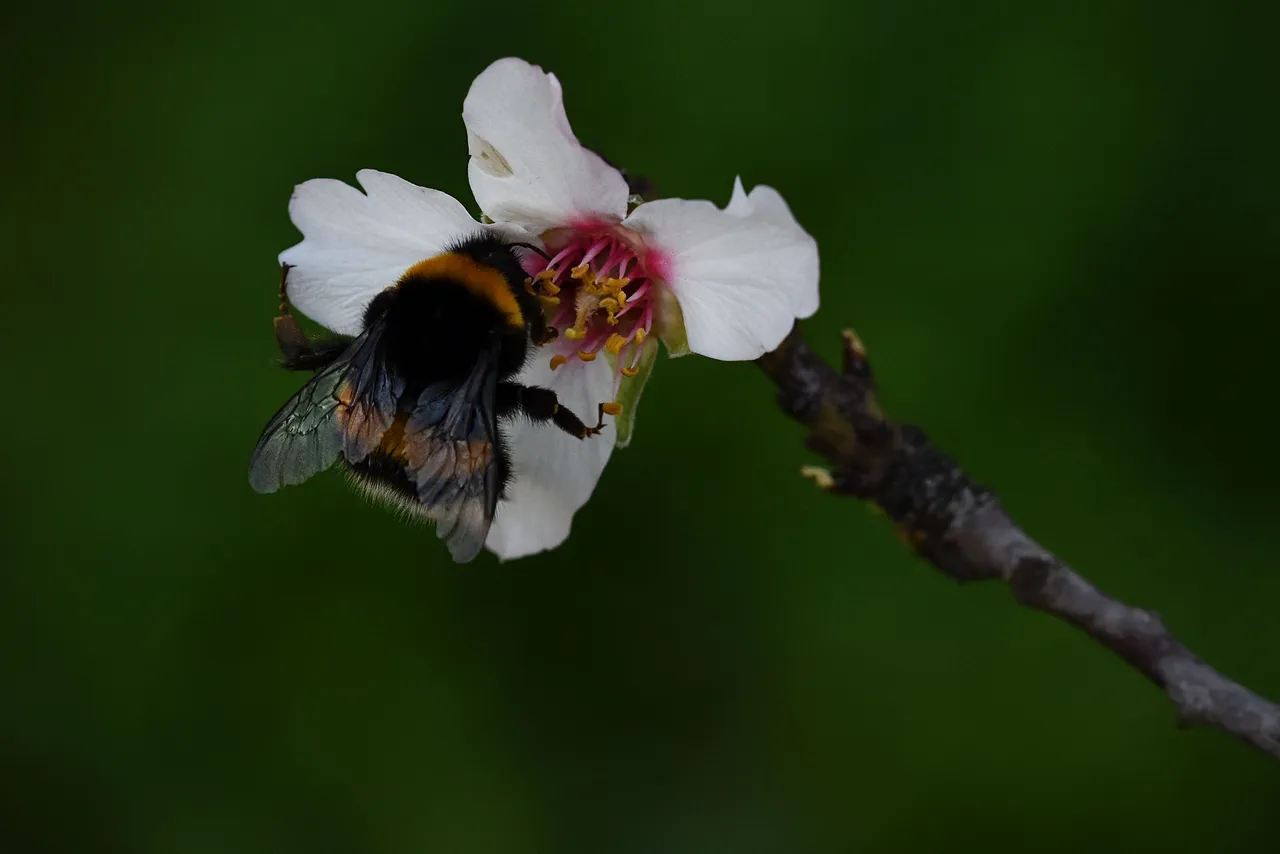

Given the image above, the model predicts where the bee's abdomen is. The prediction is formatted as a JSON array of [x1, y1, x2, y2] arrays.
[[342, 413, 517, 517], [344, 452, 425, 519]]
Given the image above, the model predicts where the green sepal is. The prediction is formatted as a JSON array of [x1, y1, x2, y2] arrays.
[[612, 337, 660, 448], [654, 287, 690, 358]]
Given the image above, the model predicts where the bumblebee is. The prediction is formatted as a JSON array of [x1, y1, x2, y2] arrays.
[[249, 233, 610, 562]]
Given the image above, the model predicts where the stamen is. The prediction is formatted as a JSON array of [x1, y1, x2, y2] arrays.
[[546, 245, 576, 269], [615, 282, 648, 318], [608, 245, 636, 278], [570, 265, 597, 295], [619, 328, 646, 379], [603, 278, 631, 323], [604, 333, 628, 355], [549, 354, 567, 370], [578, 238, 609, 268], [534, 270, 561, 295], [599, 297, 620, 325], [602, 402, 623, 416], [578, 350, 598, 362], [640, 303, 654, 338]]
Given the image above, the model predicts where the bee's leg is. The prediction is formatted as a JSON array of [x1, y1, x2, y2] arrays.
[[527, 307, 559, 347], [268, 261, 348, 371], [497, 383, 616, 439], [272, 315, 352, 371]]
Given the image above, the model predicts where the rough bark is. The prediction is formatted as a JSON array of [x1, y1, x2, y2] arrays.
[[757, 326, 1280, 761]]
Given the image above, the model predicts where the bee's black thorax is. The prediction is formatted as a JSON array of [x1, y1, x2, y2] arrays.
[[360, 234, 538, 392], [368, 277, 521, 390]]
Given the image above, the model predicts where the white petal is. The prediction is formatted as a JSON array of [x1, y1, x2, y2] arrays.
[[546, 72, 578, 143], [725, 175, 751, 212], [723, 177, 820, 319], [463, 57, 628, 231], [279, 169, 481, 335], [624, 182, 820, 361], [486, 355, 617, 560]]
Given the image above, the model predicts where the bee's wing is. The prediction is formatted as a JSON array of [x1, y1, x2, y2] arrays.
[[248, 321, 401, 493], [248, 355, 348, 494], [334, 322, 403, 466], [400, 343, 502, 563]]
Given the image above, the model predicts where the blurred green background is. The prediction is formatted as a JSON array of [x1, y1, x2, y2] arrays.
[[4, 0, 1279, 851]]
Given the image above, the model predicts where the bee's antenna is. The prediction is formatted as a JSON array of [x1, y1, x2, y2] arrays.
[[511, 242, 551, 261]]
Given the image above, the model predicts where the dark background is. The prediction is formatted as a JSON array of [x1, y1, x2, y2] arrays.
[[4, 0, 1279, 851]]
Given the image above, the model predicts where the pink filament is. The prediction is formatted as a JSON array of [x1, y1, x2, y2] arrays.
[[530, 229, 658, 379]]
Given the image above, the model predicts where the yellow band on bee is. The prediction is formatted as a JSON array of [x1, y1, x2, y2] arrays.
[[402, 253, 525, 329]]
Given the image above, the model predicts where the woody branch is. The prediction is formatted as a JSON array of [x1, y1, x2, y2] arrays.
[[756, 325, 1280, 761]]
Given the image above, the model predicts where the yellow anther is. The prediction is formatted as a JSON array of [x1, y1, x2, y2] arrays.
[[549, 354, 568, 371], [620, 365, 639, 377], [634, 327, 647, 344], [604, 277, 629, 294], [538, 295, 561, 308], [578, 350, 598, 362], [602, 402, 623, 416], [563, 327, 586, 340], [534, 271, 561, 295], [599, 297, 620, 325], [605, 334, 628, 355]]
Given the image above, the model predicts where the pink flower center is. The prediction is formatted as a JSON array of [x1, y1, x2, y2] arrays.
[[523, 226, 658, 383]]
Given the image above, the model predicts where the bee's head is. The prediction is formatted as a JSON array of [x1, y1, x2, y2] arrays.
[[450, 231, 546, 284]]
